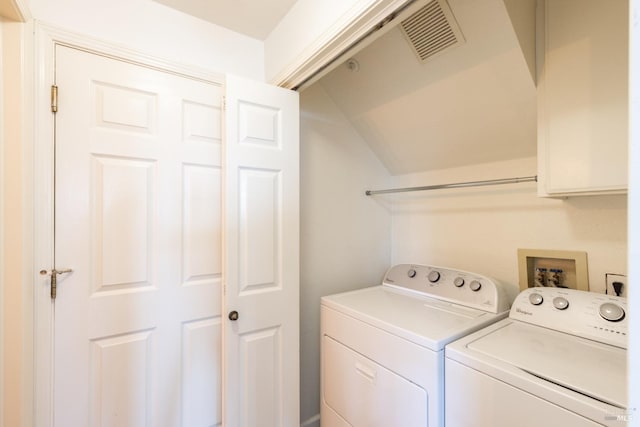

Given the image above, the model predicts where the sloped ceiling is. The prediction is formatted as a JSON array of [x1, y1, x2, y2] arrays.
[[317, 0, 537, 175]]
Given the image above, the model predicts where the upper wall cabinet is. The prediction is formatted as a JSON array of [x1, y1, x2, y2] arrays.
[[537, 0, 628, 196]]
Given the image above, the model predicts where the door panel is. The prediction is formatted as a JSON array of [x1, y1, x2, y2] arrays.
[[239, 167, 281, 291], [92, 155, 155, 291], [182, 318, 222, 426], [241, 326, 282, 426], [55, 45, 222, 427], [224, 74, 300, 427], [182, 164, 222, 285], [90, 330, 154, 427]]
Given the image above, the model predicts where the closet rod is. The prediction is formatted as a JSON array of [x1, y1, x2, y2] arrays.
[[365, 175, 537, 196]]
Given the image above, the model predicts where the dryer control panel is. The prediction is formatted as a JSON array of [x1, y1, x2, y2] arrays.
[[510, 287, 628, 348], [382, 264, 516, 314]]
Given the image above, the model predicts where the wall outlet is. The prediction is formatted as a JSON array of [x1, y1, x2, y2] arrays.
[[605, 273, 627, 297]]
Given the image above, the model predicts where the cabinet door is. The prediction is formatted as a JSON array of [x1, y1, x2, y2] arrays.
[[223, 74, 300, 427], [538, 0, 628, 196]]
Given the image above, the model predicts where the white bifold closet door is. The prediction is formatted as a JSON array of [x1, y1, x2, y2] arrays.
[[52, 45, 299, 427], [223, 75, 300, 427]]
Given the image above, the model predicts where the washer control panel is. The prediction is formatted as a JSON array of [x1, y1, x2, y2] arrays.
[[382, 264, 516, 313], [510, 287, 628, 348]]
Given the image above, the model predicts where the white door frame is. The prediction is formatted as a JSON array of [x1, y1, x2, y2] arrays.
[[31, 23, 224, 427], [1, 14, 32, 427], [270, 0, 418, 89]]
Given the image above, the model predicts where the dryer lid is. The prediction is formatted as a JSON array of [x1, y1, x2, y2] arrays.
[[322, 285, 504, 350], [467, 322, 627, 408]]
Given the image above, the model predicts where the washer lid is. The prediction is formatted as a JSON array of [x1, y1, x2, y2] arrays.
[[467, 321, 627, 408], [321, 285, 505, 350]]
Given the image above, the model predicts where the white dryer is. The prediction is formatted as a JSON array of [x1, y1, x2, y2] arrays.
[[445, 287, 629, 427], [320, 264, 516, 427]]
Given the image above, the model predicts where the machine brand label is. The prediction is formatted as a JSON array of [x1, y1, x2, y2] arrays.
[[516, 308, 533, 316]]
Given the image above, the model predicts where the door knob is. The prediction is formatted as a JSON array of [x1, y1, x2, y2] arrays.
[[228, 311, 239, 321]]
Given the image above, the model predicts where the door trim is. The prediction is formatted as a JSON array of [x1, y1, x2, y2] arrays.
[[269, 0, 415, 89], [32, 22, 224, 427], [1, 19, 34, 427]]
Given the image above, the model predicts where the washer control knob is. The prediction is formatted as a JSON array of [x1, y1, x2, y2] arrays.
[[453, 277, 465, 287], [407, 269, 417, 278], [553, 297, 569, 310], [469, 280, 482, 292], [428, 270, 441, 283], [599, 303, 625, 322], [528, 293, 544, 306]]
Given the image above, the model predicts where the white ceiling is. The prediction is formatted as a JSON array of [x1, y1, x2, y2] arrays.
[[318, 0, 537, 175], [152, 0, 298, 40]]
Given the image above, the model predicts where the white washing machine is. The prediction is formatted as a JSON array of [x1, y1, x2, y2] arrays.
[[320, 263, 516, 427], [445, 287, 629, 427]]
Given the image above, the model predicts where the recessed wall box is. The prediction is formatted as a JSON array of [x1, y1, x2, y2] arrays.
[[517, 249, 589, 292]]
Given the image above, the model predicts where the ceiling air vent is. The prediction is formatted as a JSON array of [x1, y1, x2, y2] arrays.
[[400, 0, 465, 63]]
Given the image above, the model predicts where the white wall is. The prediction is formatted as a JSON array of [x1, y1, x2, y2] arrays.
[[628, 0, 639, 417], [25, 0, 264, 79], [299, 83, 391, 426], [390, 156, 627, 293]]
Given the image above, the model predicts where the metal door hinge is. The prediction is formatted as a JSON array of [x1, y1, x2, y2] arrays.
[[51, 85, 58, 113], [40, 267, 73, 299], [222, 96, 226, 111]]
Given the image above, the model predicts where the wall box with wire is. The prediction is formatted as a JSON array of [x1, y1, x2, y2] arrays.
[[517, 249, 589, 292]]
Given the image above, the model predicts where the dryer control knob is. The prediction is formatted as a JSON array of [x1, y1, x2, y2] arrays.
[[599, 303, 625, 322], [453, 277, 465, 287], [529, 293, 543, 305], [553, 297, 569, 310], [428, 270, 441, 283], [469, 280, 481, 292], [407, 269, 417, 278]]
